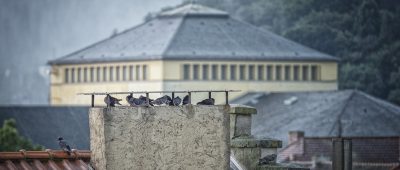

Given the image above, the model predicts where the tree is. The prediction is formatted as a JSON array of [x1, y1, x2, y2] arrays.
[[0, 119, 43, 151], [153, 0, 400, 105]]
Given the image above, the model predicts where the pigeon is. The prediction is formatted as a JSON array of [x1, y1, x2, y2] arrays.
[[58, 137, 71, 155], [104, 94, 122, 107], [182, 95, 190, 105], [126, 93, 133, 105], [166, 95, 173, 105], [152, 95, 170, 106], [139, 95, 154, 106], [129, 97, 147, 106], [127, 93, 142, 106], [258, 154, 277, 165], [197, 98, 215, 105], [172, 96, 182, 106]]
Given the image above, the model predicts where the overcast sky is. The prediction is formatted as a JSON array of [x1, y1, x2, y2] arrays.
[[0, 0, 181, 105]]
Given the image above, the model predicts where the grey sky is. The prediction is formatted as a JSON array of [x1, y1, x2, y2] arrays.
[[0, 0, 181, 105]]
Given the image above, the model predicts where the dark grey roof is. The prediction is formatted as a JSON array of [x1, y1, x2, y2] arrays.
[[0, 106, 90, 150], [232, 90, 400, 145], [49, 4, 338, 65]]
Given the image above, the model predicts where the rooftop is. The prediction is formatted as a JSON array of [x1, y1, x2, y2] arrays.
[[232, 90, 400, 145], [158, 4, 228, 17], [48, 4, 338, 65], [0, 150, 91, 170]]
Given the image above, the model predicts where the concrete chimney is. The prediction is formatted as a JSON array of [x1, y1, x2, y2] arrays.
[[89, 106, 230, 169], [289, 131, 305, 145]]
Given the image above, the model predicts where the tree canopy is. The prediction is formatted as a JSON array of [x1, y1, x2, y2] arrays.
[[177, 0, 400, 105], [0, 119, 43, 151]]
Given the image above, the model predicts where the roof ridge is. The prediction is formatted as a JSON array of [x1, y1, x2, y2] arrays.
[[212, 18, 246, 52], [161, 16, 185, 57], [327, 90, 355, 137], [354, 90, 400, 116]]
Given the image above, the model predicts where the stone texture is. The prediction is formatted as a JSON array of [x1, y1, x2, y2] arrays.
[[89, 106, 230, 170], [229, 105, 256, 139], [231, 147, 261, 170], [231, 137, 283, 170], [229, 104, 257, 115]]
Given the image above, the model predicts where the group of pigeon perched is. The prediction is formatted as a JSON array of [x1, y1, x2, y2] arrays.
[[104, 94, 215, 107]]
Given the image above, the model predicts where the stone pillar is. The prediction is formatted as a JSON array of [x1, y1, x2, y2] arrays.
[[229, 105, 282, 170], [229, 104, 256, 139]]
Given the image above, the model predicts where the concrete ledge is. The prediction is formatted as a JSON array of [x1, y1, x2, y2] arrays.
[[229, 104, 257, 115], [231, 137, 282, 148]]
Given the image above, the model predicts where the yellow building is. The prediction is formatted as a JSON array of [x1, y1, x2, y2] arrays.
[[48, 4, 338, 105]]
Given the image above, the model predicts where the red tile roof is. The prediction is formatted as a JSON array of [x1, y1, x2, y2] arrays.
[[0, 149, 91, 170]]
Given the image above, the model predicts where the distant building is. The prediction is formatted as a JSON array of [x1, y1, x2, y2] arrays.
[[48, 4, 338, 105], [234, 90, 400, 144], [234, 90, 400, 170], [279, 131, 400, 170]]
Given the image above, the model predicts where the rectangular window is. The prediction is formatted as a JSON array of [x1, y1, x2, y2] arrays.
[[103, 67, 107, 82], [302, 65, 309, 81], [266, 65, 272, 80], [284, 65, 291, 81], [109, 67, 114, 81], [183, 64, 190, 80], [116, 66, 120, 81], [77, 68, 82, 82], [90, 67, 94, 82], [248, 65, 255, 80], [212, 65, 218, 80], [71, 68, 75, 83], [275, 65, 282, 80], [129, 66, 134, 81], [221, 65, 227, 80], [257, 65, 264, 80], [230, 65, 237, 80], [193, 64, 199, 80], [293, 65, 299, 81], [136, 65, 140, 80], [202, 65, 209, 80], [83, 68, 88, 82], [64, 68, 69, 83], [239, 65, 246, 80], [96, 67, 100, 82], [311, 65, 318, 81], [122, 66, 127, 81], [142, 65, 147, 80]]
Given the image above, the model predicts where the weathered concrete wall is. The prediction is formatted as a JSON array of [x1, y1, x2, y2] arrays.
[[89, 106, 230, 170]]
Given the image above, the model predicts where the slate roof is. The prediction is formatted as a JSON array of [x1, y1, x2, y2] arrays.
[[48, 4, 338, 65], [232, 90, 400, 146], [0, 106, 89, 150]]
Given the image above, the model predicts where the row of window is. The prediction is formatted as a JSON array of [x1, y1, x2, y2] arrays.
[[64, 65, 147, 83], [183, 64, 320, 81]]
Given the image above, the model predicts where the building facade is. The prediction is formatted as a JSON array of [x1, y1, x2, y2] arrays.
[[49, 4, 338, 105]]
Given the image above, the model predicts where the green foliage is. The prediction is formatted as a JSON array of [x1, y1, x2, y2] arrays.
[[192, 0, 400, 105], [0, 119, 44, 151]]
